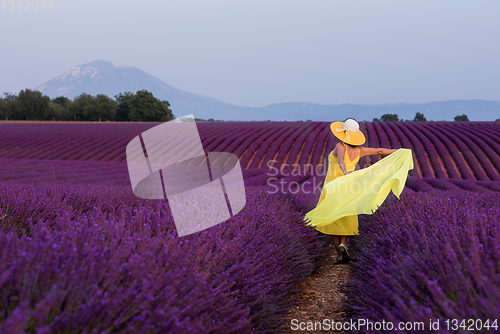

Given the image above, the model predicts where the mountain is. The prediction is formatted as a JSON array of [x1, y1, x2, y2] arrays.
[[35, 60, 500, 121], [35, 60, 255, 120]]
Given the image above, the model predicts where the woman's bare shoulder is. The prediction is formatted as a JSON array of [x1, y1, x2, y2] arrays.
[[335, 142, 345, 150], [333, 142, 345, 157]]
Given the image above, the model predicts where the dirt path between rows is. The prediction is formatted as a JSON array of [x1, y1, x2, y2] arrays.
[[284, 243, 351, 333]]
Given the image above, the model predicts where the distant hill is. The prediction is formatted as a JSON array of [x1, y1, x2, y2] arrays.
[[260, 100, 500, 122], [35, 60, 500, 121]]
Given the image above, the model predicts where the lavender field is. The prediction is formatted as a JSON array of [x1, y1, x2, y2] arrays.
[[346, 190, 500, 333], [1, 121, 500, 191], [1, 121, 500, 333]]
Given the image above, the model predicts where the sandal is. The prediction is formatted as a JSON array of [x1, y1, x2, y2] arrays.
[[339, 243, 351, 264], [334, 254, 343, 264]]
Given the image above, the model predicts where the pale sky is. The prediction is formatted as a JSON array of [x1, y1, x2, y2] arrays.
[[0, 0, 499, 107]]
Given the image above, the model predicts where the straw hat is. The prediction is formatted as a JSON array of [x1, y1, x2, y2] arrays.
[[330, 119, 366, 146]]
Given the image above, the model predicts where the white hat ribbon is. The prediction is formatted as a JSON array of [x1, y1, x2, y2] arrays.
[[335, 127, 350, 143]]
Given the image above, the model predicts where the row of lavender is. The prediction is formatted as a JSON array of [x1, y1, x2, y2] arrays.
[[1, 122, 499, 182], [2, 155, 499, 195], [0, 179, 330, 333], [365, 121, 500, 181], [345, 189, 500, 333]]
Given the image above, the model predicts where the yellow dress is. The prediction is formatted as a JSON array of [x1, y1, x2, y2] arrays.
[[305, 146, 414, 234], [314, 144, 361, 235]]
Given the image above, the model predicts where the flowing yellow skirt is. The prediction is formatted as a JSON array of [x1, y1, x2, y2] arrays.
[[304, 148, 414, 231]]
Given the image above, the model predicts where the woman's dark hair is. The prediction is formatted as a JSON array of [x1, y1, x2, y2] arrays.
[[336, 138, 359, 147], [344, 141, 358, 148]]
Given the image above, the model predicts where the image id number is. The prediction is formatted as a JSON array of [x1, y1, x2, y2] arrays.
[[445, 319, 498, 331], [2, 0, 54, 11]]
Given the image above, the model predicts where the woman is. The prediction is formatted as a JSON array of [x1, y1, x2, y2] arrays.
[[305, 118, 413, 264]]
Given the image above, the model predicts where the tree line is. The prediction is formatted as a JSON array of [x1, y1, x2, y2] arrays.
[[373, 113, 429, 122], [1, 90, 498, 123], [0, 89, 174, 122], [373, 112, 483, 122]]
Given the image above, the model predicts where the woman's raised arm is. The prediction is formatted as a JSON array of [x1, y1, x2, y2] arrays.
[[358, 146, 398, 157]]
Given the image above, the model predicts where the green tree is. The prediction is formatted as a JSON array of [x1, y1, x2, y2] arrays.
[[68, 93, 93, 121], [454, 114, 469, 121], [16, 89, 50, 120], [1, 93, 17, 120], [47, 102, 63, 121], [52, 96, 71, 108], [129, 90, 173, 122], [373, 117, 379, 122], [495, 119, 500, 122], [114, 92, 134, 121], [82, 94, 116, 121], [413, 112, 427, 121], [380, 113, 399, 122], [0, 98, 6, 120], [51, 96, 71, 121], [49, 96, 71, 121]]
